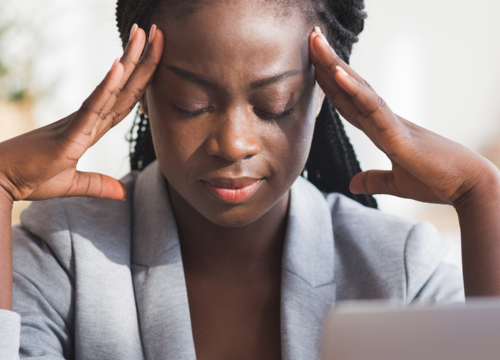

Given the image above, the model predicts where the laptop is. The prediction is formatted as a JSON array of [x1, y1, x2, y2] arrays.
[[321, 300, 500, 360]]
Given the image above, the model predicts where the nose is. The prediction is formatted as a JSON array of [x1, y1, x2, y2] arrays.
[[205, 108, 261, 162]]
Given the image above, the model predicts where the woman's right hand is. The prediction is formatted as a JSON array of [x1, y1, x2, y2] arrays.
[[0, 24, 164, 204]]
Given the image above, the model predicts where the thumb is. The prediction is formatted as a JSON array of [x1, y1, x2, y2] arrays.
[[64, 172, 127, 200], [350, 170, 397, 196]]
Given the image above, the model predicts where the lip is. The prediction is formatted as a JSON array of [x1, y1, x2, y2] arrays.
[[203, 177, 263, 204]]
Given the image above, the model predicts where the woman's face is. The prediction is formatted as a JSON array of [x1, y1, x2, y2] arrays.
[[146, 0, 322, 227]]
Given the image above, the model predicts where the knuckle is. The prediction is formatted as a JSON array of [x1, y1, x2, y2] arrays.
[[359, 95, 387, 119], [377, 96, 388, 110], [99, 110, 108, 121], [361, 105, 377, 119], [350, 108, 364, 121], [102, 86, 114, 97], [362, 79, 374, 90], [326, 60, 337, 73], [124, 84, 144, 101], [95, 82, 114, 97], [326, 87, 339, 103], [113, 87, 122, 98], [80, 100, 99, 117], [126, 56, 138, 67], [107, 109, 120, 120]]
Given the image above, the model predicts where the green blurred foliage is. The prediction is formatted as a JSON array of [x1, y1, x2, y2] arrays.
[[0, 4, 48, 103]]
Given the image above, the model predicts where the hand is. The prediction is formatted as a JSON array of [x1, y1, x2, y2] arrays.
[[309, 27, 499, 207], [0, 24, 164, 203], [310, 28, 500, 296]]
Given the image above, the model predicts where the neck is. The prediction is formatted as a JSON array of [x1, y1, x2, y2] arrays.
[[168, 183, 289, 278]]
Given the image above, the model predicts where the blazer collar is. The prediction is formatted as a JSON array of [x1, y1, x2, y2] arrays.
[[131, 162, 196, 360], [283, 176, 335, 288], [280, 176, 336, 360], [131, 162, 335, 360]]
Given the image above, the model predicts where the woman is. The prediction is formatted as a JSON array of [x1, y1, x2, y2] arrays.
[[1, 0, 499, 359]]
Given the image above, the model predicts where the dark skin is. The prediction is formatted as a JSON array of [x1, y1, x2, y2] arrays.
[[0, 1, 500, 359], [144, 4, 321, 358]]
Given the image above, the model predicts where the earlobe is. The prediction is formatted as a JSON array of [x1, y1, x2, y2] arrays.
[[139, 96, 150, 117], [316, 87, 326, 116]]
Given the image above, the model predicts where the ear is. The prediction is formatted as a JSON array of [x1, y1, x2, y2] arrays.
[[139, 95, 149, 117], [316, 86, 325, 116]]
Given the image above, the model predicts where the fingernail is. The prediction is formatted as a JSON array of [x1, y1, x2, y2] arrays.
[[112, 58, 120, 69], [314, 26, 322, 35], [149, 24, 157, 44], [129, 23, 138, 41]]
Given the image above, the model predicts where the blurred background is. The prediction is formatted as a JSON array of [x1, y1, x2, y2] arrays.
[[1, 0, 500, 268]]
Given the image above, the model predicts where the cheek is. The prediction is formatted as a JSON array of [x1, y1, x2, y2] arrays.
[[270, 85, 318, 179], [147, 90, 207, 178]]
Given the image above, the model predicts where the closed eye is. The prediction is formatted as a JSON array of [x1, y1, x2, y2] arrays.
[[253, 107, 295, 120], [172, 103, 295, 120], [172, 104, 213, 117]]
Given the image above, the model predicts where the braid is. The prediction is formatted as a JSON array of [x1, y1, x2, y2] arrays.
[[128, 107, 156, 171], [305, 0, 376, 208], [117, 0, 377, 208], [116, 0, 160, 48], [305, 101, 377, 208]]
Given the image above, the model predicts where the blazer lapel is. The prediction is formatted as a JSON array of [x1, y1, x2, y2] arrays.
[[61, 175, 144, 360], [131, 162, 196, 360], [281, 177, 336, 360], [130, 165, 335, 360]]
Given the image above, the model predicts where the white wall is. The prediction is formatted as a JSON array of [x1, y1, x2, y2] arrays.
[[347, 0, 500, 220]]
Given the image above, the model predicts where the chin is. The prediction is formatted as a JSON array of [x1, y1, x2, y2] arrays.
[[200, 204, 270, 228]]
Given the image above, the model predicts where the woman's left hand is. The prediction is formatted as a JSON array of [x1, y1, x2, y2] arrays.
[[309, 27, 499, 206], [309, 28, 500, 297]]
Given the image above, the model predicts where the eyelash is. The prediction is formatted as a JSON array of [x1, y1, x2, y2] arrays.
[[253, 107, 295, 120], [172, 104, 213, 117], [172, 104, 294, 120]]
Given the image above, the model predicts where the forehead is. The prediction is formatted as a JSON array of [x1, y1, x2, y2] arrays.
[[155, 0, 312, 85]]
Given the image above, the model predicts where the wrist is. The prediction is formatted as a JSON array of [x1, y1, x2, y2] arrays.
[[0, 186, 13, 213], [453, 162, 500, 218], [0, 183, 13, 311]]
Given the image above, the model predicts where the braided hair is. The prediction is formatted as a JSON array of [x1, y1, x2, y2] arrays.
[[117, 0, 378, 209]]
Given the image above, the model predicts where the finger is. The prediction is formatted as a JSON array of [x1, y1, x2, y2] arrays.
[[314, 60, 362, 127], [310, 31, 345, 100], [117, 24, 143, 90], [312, 29, 364, 83], [312, 31, 385, 123], [336, 107, 362, 131], [309, 33, 364, 128], [64, 172, 127, 200], [350, 170, 400, 196], [107, 25, 164, 128], [97, 25, 147, 127], [309, 27, 321, 64], [69, 59, 125, 155], [334, 66, 400, 139]]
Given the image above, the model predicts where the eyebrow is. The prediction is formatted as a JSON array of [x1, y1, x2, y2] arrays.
[[166, 65, 302, 90]]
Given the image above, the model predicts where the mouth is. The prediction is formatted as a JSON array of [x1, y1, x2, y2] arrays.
[[202, 177, 263, 204]]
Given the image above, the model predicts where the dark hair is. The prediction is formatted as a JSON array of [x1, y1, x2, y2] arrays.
[[117, 0, 378, 209]]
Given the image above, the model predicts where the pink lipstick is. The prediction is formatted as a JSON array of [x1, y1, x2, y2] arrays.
[[203, 178, 262, 204]]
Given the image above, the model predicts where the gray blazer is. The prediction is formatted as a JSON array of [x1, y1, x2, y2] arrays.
[[4, 161, 463, 360]]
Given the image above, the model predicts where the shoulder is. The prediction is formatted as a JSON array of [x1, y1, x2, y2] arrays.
[[12, 171, 143, 356], [325, 192, 419, 240], [325, 192, 439, 260], [322, 192, 463, 304], [13, 170, 140, 275]]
